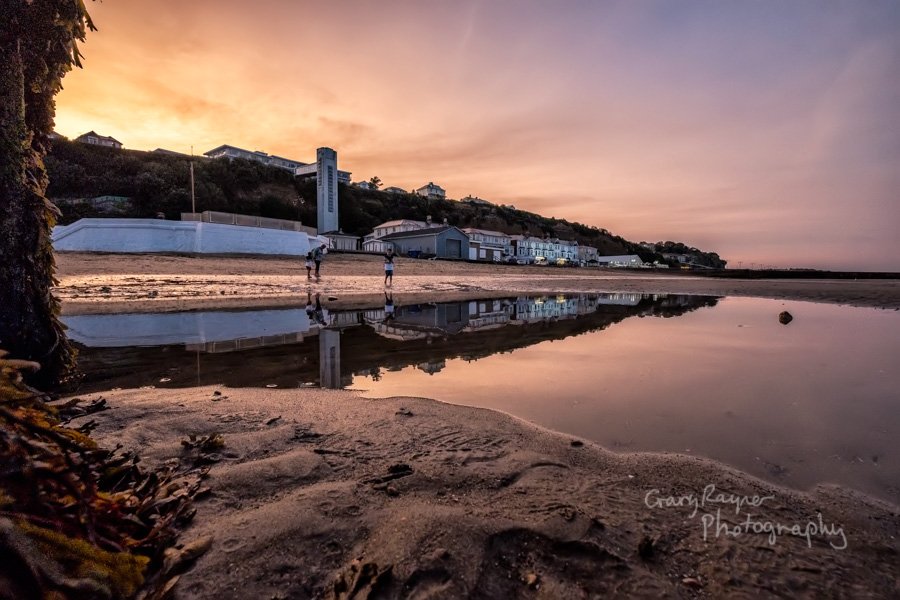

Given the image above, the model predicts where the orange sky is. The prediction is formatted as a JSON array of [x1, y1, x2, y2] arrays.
[[54, 0, 900, 270]]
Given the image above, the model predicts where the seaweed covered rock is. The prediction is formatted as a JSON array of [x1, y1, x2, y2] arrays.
[[0, 351, 208, 599]]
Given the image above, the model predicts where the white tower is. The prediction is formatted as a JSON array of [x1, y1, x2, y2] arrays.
[[316, 147, 338, 233]]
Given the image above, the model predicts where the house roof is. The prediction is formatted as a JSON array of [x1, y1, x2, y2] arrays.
[[321, 231, 360, 238], [380, 226, 465, 241], [462, 227, 510, 238], [77, 131, 122, 145], [376, 219, 428, 229]]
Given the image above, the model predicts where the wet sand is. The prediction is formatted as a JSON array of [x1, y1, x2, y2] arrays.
[[73, 386, 898, 598], [59, 252, 900, 596], [55, 252, 900, 314]]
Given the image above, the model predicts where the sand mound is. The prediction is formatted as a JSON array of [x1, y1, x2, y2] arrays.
[[73, 386, 899, 599]]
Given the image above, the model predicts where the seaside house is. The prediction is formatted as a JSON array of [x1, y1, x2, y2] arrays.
[[577, 245, 599, 265], [596, 255, 644, 268], [383, 186, 408, 194], [415, 182, 446, 201], [461, 227, 512, 261], [380, 226, 469, 259], [362, 217, 445, 253], [321, 230, 361, 251], [511, 235, 579, 264], [75, 131, 123, 149]]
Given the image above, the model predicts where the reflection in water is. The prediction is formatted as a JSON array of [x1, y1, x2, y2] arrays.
[[63, 295, 900, 503], [66, 293, 714, 390]]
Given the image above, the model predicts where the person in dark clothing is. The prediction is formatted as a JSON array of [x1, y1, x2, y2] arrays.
[[313, 244, 327, 279]]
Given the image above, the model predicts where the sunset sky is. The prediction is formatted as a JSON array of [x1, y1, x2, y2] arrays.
[[54, 0, 899, 270]]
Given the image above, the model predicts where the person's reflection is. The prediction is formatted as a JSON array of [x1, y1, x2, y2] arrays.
[[306, 291, 331, 327], [383, 291, 395, 324]]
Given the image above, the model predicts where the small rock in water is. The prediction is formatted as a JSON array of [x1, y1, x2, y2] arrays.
[[778, 311, 793, 324], [265, 384, 278, 388], [159, 377, 172, 383]]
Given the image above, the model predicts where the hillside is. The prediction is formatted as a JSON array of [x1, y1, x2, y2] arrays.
[[45, 139, 725, 267]]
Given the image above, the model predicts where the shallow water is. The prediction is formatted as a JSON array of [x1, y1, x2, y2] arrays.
[[64, 293, 900, 504]]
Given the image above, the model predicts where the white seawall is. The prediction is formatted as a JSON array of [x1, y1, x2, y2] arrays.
[[52, 218, 328, 256]]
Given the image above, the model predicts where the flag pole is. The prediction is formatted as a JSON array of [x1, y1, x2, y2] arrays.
[[190, 145, 196, 215]]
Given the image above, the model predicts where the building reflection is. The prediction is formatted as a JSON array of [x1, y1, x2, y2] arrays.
[[65, 293, 720, 392]]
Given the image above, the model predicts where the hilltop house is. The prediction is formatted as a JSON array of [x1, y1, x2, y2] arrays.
[[383, 186, 408, 194], [204, 144, 351, 183], [415, 182, 446, 201], [76, 131, 123, 149]]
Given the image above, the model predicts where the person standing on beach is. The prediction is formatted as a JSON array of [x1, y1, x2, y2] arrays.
[[305, 251, 314, 280], [384, 247, 395, 287], [313, 244, 327, 279]]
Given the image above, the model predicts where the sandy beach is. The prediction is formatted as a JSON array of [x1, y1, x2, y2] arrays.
[[71, 385, 898, 598], [57, 252, 900, 597], [55, 252, 900, 314]]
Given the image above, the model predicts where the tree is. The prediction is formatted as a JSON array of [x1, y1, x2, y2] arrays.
[[0, 1, 95, 386], [368, 176, 382, 190]]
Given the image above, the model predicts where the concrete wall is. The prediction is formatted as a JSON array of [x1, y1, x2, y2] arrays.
[[52, 218, 328, 256]]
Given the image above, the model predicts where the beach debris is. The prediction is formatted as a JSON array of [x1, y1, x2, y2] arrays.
[[524, 572, 540, 589], [778, 311, 793, 324], [328, 296, 338, 301], [212, 390, 222, 396], [99, 285, 112, 293], [327, 559, 393, 600], [0, 353, 208, 600], [148, 290, 159, 298], [385, 484, 399, 497], [638, 536, 656, 560], [682, 576, 703, 589], [395, 407, 414, 417], [570, 439, 584, 447], [364, 464, 414, 486], [266, 416, 282, 426], [265, 384, 278, 388], [159, 377, 171, 383], [181, 433, 225, 454], [162, 535, 214, 575]]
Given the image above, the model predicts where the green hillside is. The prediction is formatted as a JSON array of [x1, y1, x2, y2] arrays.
[[46, 139, 725, 267]]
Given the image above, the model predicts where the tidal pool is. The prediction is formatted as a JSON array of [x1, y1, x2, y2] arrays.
[[65, 293, 900, 504]]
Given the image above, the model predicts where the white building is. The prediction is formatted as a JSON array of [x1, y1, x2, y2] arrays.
[[462, 228, 511, 261], [510, 236, 578, 264], [363, 218, 435, 253], [204, 144, 351, 183], [596, 254, 643, 268], [577, 245, 599, 265], [415, 182, 446, 201], [75, 131, 122, 149]]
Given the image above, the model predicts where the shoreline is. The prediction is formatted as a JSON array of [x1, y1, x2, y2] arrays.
[[55, 252, 900, 314], [74, 385, 899, 598]]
